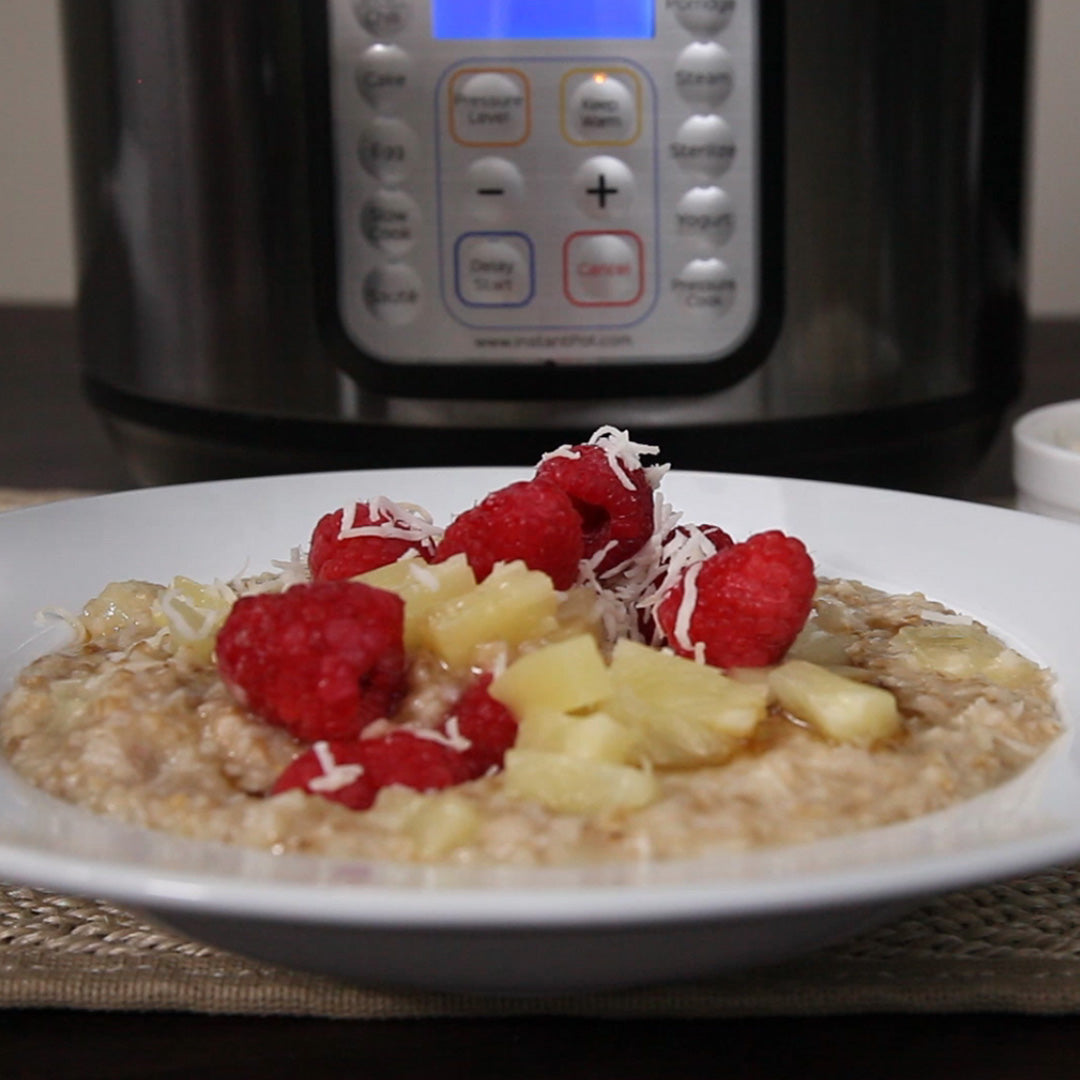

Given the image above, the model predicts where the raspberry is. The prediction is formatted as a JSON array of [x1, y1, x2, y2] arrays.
[[656, 530, 816, 668], [216, 581, 407, 741], [449, 674, 518, 775], [309, 501, 436, 582], [434, 479, 584, 589], [535, 443, 654, 575], [271, 733, 471, 811]]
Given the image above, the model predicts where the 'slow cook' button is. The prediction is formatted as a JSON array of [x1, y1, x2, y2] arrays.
[[363, 263, 423, 324], [564, 232, 644, 306], [360, 189, 421, 257]]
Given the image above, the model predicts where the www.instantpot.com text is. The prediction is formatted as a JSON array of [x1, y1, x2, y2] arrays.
[[473, 332, 633, 350]]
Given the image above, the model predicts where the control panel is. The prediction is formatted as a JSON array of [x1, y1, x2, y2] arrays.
[[325, 0, 765, 371]]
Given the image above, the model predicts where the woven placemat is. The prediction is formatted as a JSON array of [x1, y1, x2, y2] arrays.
[[3, 488, 1079, 1017]]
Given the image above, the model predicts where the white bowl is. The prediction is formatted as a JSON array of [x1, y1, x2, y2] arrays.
[[0, 470, 1079, 993], [1013, 399, 1080, 522]]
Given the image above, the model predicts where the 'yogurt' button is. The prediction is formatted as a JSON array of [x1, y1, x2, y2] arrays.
[[363, 263, 423, 324], [450, 70, 529, 146], [676, 186, 734, 247], [565, 232, 643, 305], [360, 189, 421, 256], [670, 115, 736, 178], [358, 118, 418, 182], [674, 42, 734, 107], [671, 258, 736, 315], [456, 234, 534, 306], [355, 44, 411, 112], [669, 0, 736, 36]]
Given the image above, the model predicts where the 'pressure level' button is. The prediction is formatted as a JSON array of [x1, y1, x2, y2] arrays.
[[450, 69, 530, 147]]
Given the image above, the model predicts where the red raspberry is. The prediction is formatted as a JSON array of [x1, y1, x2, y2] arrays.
[[535, 443, 655, 575], [309, 501, 436, 582], [271, 733, 471, 811], [449, 674, 519, 775], [434, 479, 584, 589], [656, 530, 816, 668], [216, 581, 407, 741]]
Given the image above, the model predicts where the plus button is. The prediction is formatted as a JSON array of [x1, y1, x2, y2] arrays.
[[574, 156, 634, 219], [586, 172, 618, 209]]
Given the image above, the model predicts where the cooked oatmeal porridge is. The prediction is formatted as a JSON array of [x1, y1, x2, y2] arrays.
[[0, 430, 1062, 865]]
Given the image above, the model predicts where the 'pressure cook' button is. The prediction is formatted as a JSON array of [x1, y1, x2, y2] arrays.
[[466, 157, 525, 223], [360, 190, 421, 256], [363, 263, 422, 324], [455, 233, 534, 307], [565, 232, 644, 306], [450, 69, 530, 147], [670, 115, 736, 178], [565, 71, 640, 145], [676, 186, 734, 247], [355, 44, 411, 112], [358, 118, 418, 182], [669, 0, 736, 36], [574, 156, 635, 219], [674, 43, 734, 107], [671, 258, 736, 315]]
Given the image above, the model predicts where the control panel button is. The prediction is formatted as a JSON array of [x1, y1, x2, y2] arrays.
[[671, 258, 736, 315], [669, 0, 737, 36], [674, 43, 734, 107], [352, 0, 410, 38], [574, 156, 635, 219], [358, 118, 418, 182], [363, 263, 423, 324], [360, 189, 421, 256], [676, 186, 734, 247], [465, 157, 525, 223], [450, 70, 530, 147], [455, 233, 534, 307], [565, 232, 644, 306], [564, 70, 640, 145], [355, 44, 411, 112], [670, 114, 736, 178]]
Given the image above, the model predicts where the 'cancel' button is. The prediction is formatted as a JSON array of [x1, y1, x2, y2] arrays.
[[564, 231, 644, 306]]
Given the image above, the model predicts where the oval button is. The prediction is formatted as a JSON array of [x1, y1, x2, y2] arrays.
[[676, 186, 734, 247], [358, 118, 418, 182], [674, 43, 734, 107], [565, 232, 643, 305], [670, 115, 736, 178], [466, 157, 525, 223], [670, 0, 736, 36], [671, 258, 736, 315], [450, 70, 529, 146], [360, 190, 421, 256], [567, 72, 638, 145], [355, 44, 411, 112], [363, 263, 423, 324]]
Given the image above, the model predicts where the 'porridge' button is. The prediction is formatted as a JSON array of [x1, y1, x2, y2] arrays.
[[363, 263, 423, 324], [669, 0, 736, 36]]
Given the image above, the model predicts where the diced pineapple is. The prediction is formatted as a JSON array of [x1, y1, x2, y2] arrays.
[[890, 623, 1043, 689], [769, 659, 901, 744], [606, 639, 768, 767], [154, 576, 236, 663], [490, 634, 613, 715], [357, 553, 476, 649], [502, 749, 658, 815], [403, 791, 481, 859], [516, 706, 641, 764], [80, 580, 162, 641], [786, 622, 857, 667], [422, 560, 559, 668]]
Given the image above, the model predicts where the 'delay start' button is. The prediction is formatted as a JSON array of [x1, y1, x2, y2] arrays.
[[564, 231, 644, 306], [455, 232, 534, 307]]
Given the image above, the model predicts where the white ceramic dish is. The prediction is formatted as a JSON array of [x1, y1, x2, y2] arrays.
[[0, 468, 1079, 994], [1013, 398, 1080, 523]]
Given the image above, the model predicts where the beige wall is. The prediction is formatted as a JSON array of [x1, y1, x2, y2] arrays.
[[0, 0, 1078, 313]]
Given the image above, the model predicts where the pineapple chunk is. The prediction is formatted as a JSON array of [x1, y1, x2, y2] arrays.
[[422, 560, 559, 668], [489, 634, 613, 715], [502, 749, 658, 815], [154, 576, 235, 663], [81, 580, 162, 641], [606, 640, 768, 767], [357, 553, 476, 649], [890, 623, 1042, 689], [769, 659, 901, 744], [516, 707, 641, 764], [404, 791, 481, 859]]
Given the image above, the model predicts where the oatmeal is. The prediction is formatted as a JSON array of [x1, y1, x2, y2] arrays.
[[0, 429, 1063, 864]]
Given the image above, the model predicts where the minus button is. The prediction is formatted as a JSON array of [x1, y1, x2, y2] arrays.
[[466, 157, 524, 223]]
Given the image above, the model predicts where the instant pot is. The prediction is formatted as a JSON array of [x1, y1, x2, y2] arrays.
[[62, 0, 1031, 492]]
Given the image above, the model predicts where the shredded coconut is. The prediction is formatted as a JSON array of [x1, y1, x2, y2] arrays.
[[308, 740, 365, 793], [409, 715, 473, 752], [337, 497, 443, 545]]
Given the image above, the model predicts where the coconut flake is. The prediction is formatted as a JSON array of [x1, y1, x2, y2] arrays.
[[308, 740, 365, 793], [337, 497, 443, 545], [409, 715, 473, 753]]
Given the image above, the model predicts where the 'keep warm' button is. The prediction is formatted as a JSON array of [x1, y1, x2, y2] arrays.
[[564, 231, 644, 307]]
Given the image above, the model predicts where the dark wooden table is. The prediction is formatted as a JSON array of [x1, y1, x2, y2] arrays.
[[2, 305, 1080, 1079]]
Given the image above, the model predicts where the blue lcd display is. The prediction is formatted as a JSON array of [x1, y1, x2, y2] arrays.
[[432, 1, 655, 40]]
